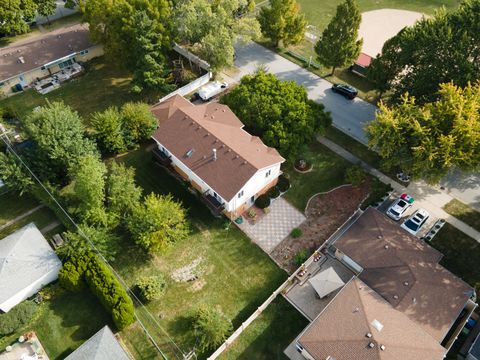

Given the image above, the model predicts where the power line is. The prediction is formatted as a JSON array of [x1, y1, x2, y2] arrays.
[[0, 133, 191, 360]]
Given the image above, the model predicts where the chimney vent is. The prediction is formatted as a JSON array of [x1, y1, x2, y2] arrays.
[[213, 149, 217, 161], [380, 345, 386, 351], [403, 281, 409, 286], [368, 342, 375, 348], [384, 245, 389, 249], [366, 333, 372, 338]]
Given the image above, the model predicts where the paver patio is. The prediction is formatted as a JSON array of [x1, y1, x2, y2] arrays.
[[237, 197, 306, 253]]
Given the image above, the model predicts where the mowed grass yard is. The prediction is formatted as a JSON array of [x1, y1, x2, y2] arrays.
[[283, 141, 351, 211], [113, 145, 298, 359], [0, 57, 165, 120], [0, 190, 39, 227], [0, 287, 112, 360]]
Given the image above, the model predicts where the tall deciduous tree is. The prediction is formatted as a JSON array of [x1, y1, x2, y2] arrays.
[[120, 102, 158, 147], [221, 71, 331, 157], [257, 0, 306, 48], [368, 0, 480, 104], [23, 102, 98, 181], [366, 81, 480, 183], [126, 193, 189, 254], [36, 0, 57, 24], [0, 151, 33, 194], [314, 0, 362, 75], [90, 107, 125, 154], [0, 0, 37, 35], [173, 0, 261, 70], [82, 0, 172, 82], [106, 162, 142, 217], [72, 154, 106, 219]]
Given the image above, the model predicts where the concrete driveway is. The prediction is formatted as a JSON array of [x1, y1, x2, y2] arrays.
[[232, 42, 376, 144], [231, 41, 480, 212]]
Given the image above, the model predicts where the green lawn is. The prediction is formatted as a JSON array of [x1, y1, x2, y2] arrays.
[[430, 223, 480, 291], [283, 141, 351, 211], [0, 190, 39, 227], [442, 199, 480, 232], [219, 297, 309, 360], [113, 145, 290, 359], [296, 0, 461, 31], [0, 57, 165, 120], [0, 287, 112, 360], [0, 204, 58, 238]]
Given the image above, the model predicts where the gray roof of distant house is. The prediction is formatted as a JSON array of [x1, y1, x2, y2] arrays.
[[0, 23, 94, 82], [64, 326, 130, 360]]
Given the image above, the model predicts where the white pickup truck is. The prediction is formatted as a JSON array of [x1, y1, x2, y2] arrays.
[[197, 81, 228, 101]]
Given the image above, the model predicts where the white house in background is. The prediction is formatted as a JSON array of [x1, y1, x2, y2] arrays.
[[150, 95, 285, 218], [0, 223, 62, 313]]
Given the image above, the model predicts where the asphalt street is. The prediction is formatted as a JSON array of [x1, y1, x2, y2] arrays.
[[231, 42, 480, 211]]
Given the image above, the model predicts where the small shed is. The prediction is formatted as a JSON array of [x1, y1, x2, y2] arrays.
[[0, 223, 62, 312], [351, 52, 373, 77], [308, 267, 345, 299]]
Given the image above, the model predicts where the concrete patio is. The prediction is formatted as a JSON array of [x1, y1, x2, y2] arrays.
[[237, 197, 305, 254]]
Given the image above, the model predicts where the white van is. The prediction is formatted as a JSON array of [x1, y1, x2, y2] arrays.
[[197, 81, 228, 101]]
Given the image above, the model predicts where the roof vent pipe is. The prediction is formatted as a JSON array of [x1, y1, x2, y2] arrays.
[[213, 148, 217, 161]]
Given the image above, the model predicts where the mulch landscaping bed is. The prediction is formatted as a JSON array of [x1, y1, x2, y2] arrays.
[[270, 183, 369, 273]]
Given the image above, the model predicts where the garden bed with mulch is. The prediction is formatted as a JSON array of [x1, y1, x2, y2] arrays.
[[270, 183, 369, 273]]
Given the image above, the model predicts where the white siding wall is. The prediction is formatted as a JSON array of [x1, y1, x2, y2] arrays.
[[225, 163, 281, 212], [155, 141, 282, 212]]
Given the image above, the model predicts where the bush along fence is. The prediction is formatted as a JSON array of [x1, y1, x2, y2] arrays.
[[58, 251, 135, 330]]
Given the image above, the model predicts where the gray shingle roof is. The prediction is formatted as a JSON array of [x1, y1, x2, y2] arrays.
[[65, 326, 131, 360], [0, 222, 62, 312]]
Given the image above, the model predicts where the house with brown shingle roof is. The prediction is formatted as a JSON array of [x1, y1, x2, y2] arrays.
[[285, 207, 476, 360], [150, 95, 285, 217], [296, 278, 446, 360], [0, 24, 103, 96], [331, 207, 475, 345]]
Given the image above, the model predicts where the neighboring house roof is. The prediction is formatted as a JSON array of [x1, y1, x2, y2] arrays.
[[0, 24, 94, 82], [298, 278, 446, 360], [355, 52, 373, 67], [151, 95, 285, 201], [65, 326, 130, 360], [333, 207, 474, 342], [0, 222, 62, 312]]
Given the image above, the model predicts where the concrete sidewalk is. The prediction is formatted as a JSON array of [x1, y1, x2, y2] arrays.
[[318, 136, 480, 241]]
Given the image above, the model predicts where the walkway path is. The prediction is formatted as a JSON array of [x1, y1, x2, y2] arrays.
[[0, 205, 44, 232], [318, 136, 480, 241], [237, 197, 305, 253]]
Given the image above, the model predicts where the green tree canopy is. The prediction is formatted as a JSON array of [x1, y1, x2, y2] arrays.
[[120, 102, 158, 147], [82, 0, 172, 83], [90, 107, 125, 154], [173, 0, 261, 70], [368, 0, 480, 104], [36, 0, 57, 24], [23, 102, 98, 180], [126, 193, 189, 254], [314, 0, 362, 75], [221, 71, 331, 157], [193, 305, 233, 352], [0, 151, 33, 195], [72, 154, 106, 219], [0, 0, 37, 35], [365, 81, 480, 183], [257, 0, 306, 48], [106, 162, 142, 217]]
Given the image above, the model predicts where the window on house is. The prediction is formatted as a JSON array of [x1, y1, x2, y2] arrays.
[[238, 190, 244, 198], [265, 170, 271, 177]]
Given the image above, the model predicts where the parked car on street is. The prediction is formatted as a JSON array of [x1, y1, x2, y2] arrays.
[[401, 208, 430, 236], [386, 195, 413, 221], [331, 84, 358, 99]]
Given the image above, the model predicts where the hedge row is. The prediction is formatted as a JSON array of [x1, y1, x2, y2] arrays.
[[59, 252, 135, 330], [0, 301, 37, 336]]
